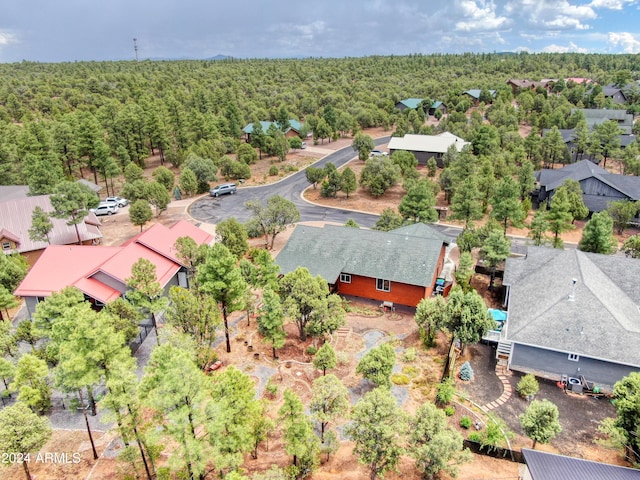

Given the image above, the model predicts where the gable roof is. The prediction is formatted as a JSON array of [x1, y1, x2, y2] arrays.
[[522, 448, 640, 480], [388, 132, 470, 154], [275, 224, 447, 287], [537, 160, 640, 207], [507, 79, 549, 89], [396, 98, 423, 109], [464, 89, 496, 99], [537, 160, 610, 191], [242, 119, 303, 135], [122, 220, 213, 266], [0, 195, 102, 254], [573, 108, 633, 134], [14, 221, 212, 303], [14, 245, 122, 303], [503, 247, 640, 367], [77, 178, 102, 193]]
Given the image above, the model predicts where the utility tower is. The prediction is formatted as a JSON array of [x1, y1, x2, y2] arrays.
[[133, 38, 139, 62]]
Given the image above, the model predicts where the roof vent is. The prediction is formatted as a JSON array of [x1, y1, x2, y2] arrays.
[[568, 278, 577, 301]]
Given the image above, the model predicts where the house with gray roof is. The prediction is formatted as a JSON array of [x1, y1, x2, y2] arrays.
[[275, 223, 452, 307], [536, 159, 640, 213], [522, 448, 640, 480], [499, 247, 640, 391], [542, 128, 636, 163], [388, 132, 470, 167], [573, 108, 634, 134]]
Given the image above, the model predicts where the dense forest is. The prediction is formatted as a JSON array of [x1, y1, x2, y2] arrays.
[[2, 52, 640, 191], [3, 53, 640, 480]]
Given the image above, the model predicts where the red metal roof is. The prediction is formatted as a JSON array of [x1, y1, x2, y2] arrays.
[[14, 221, 212, 305], [97, 242, 180, 287], [130, 220, 214, 265], [14, 245, 121, 300]]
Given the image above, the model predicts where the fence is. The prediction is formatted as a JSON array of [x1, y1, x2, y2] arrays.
[[441, 338, 458, 382], [129, 319, 154, 353], [463, 439, 525, 464]]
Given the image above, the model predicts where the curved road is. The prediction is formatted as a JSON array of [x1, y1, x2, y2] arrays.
[[189, 138, 541, 254], [189, 137, 390, 228]]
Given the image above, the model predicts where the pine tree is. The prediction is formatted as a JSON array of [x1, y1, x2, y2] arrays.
[[257, 287, 286, 359]]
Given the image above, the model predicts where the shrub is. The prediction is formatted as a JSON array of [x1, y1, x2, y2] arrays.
[[516, 373, 540, 399], [306, 345, 318, 355], [336, 352, 350, 366], [459, 361, 474, 381], [268, 165, 279, 176], [436, 378, 456, 405], [468, 432, 482, 443], [402, 365, 420, 379], [265, 382, 278, 398], [460, 416, 473, 429], [391, 373, 411, 385], [444, 405, 455, 416], [402, 347, 417, 362]]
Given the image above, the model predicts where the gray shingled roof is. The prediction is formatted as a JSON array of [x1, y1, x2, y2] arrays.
[[573, 108, 633, 134], [536, 160, 640, 207], [275, 224, 446, 287], [503, 247, 640, 367], [537, 160, 609, 191], [522, 448, 640, 480]]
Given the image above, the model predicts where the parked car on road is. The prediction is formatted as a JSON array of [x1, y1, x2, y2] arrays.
[[105, 196, 128, 207], [209, 183, 237, 197], [370, 149, 388, 157], [90, 204, 119, 216]]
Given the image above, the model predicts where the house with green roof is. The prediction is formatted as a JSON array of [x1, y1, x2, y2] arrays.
[[395, 98, 447, 116], [242, 119, 304, 143], [275, 223, 453, 307]]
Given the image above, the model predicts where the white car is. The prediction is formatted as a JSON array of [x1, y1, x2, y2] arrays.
[[90, 204, 119, 216], [105, 196, 128, 207], [370, 149, 388, 157]]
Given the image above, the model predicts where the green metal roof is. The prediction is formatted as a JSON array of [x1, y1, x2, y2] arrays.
[[275, 224, 447, 286], [398, 98, 423, 109], [242, 119, 303, 134]]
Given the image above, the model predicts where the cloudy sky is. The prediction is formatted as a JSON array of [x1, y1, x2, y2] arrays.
[[1, 0, 640, 63]]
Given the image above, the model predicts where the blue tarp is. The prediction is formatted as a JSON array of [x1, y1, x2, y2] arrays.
[[488, 309, 508, 322]]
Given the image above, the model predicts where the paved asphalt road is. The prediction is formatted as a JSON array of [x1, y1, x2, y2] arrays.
[[188, 138, 561, 255]]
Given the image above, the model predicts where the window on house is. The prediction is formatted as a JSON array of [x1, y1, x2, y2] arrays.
[[568, 353, 579, 362], [1, 241, 11, 250], [340, 274, 351, 284], [376, 278, 391, 292]]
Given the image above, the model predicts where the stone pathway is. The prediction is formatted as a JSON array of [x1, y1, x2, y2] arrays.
[[480, 364, 513, 412]]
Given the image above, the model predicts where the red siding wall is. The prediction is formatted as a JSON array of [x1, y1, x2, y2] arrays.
[[337, 274, 427, 307], [335, 245, 448, 307]]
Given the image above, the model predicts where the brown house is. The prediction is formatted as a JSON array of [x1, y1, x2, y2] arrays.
[[0, 195, 102, 266], [275, 223, 453, 307]]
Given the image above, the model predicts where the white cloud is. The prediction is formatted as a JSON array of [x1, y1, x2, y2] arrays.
[[504, 0, 596, 30], [541, 41, 589, 53], [608, 32, 640, 53], [0, 31, 17, 46], [454, 0, 509, 32], [589, 0, 639, 9]]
